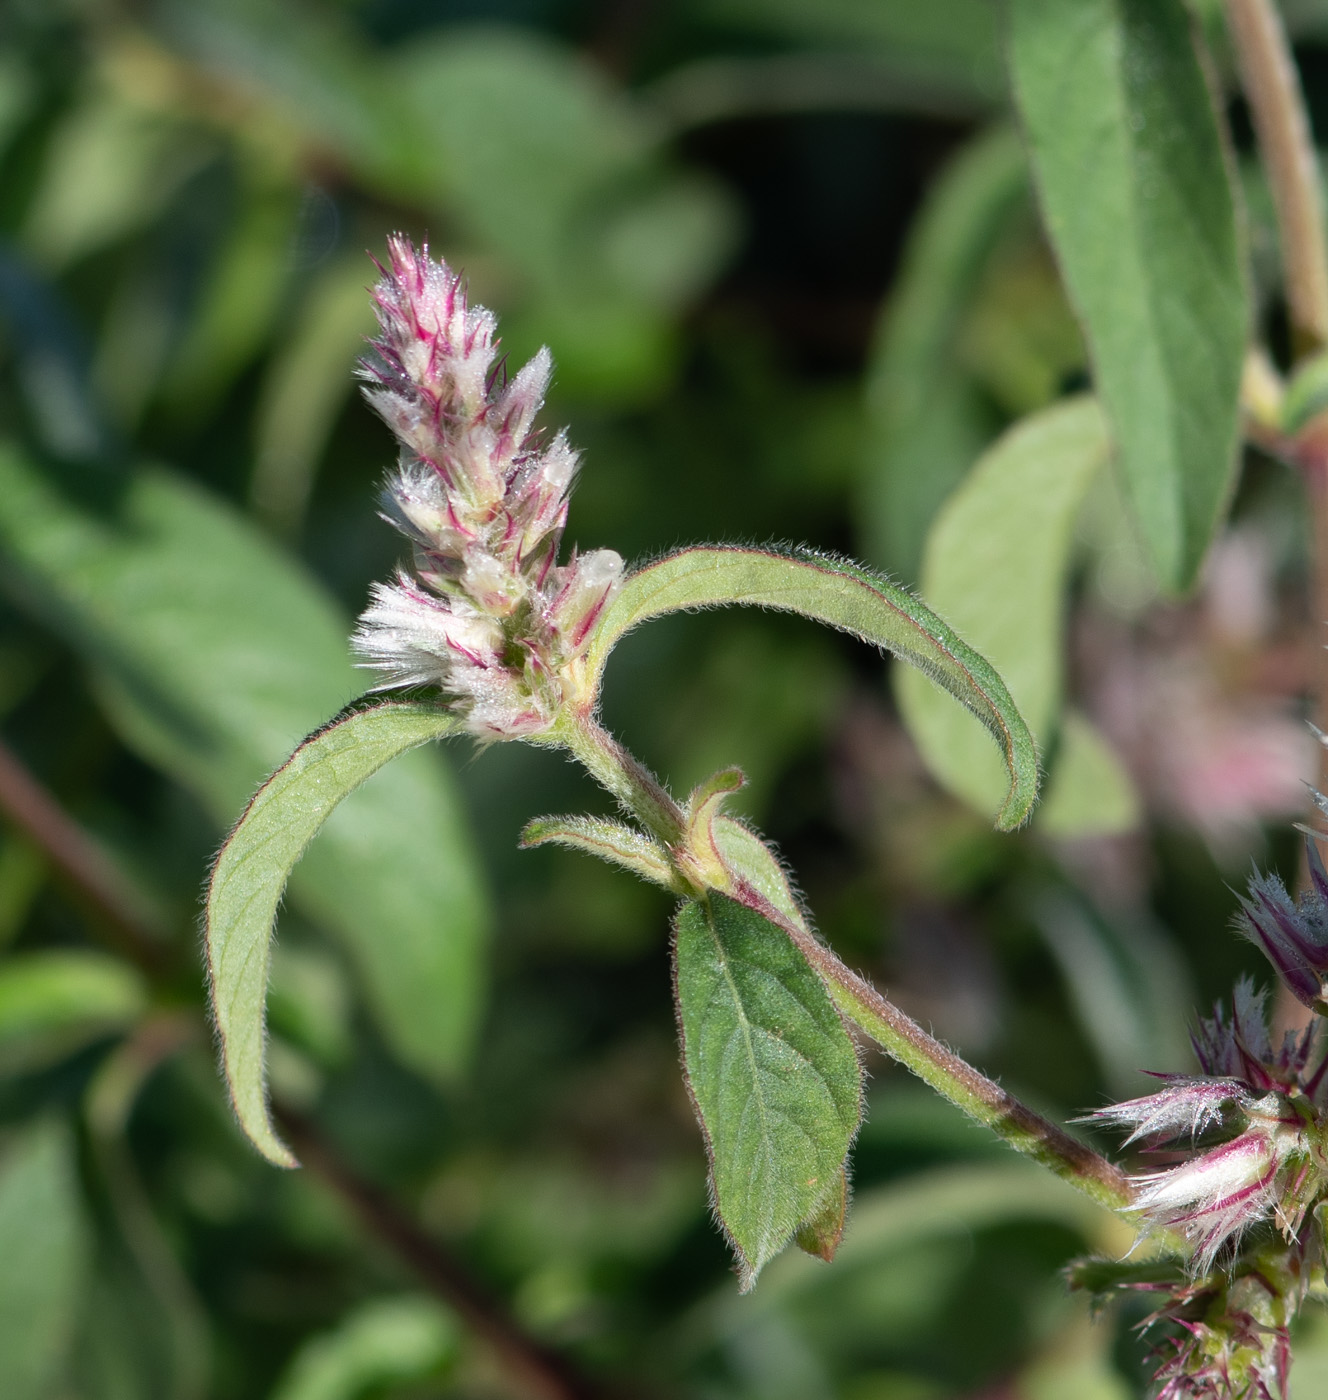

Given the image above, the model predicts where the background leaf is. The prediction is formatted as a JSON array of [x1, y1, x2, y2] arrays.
[[0, 446, 489, 1088], [270, 1295, 457, 1400], [859, 125, 1028, 582], [1037, 710, 1141, 838], [895, 398, 1136, 829], [1007, 0, 1247, 590], [0, 950, 146, 1074], [0, 1119, 88, 1400], [674, 892, 861, 1287]]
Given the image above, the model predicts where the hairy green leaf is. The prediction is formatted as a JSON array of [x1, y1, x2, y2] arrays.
[[588, 544, 1039, 828], [712, 817, 810, 935], [674, 893, 861, 1288], [0, 1119, 88, 1400], [1008, 0, 1247, 590], [520, 815, 679, 890], [896, 399, 1116, 824], [0, 951, 147, 1074], [208, 701, 460, 1166], [0, 446, 489, 1086]]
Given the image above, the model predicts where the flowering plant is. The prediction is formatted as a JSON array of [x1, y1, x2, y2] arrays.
[[207, 236, 1056, 1285], [193, 0, 1328, 1393]]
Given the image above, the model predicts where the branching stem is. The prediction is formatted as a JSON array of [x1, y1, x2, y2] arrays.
[[1227, 0, 1328, 838], [1226, 0, 1328, 354], [552, 713, 686, 845], [561, 720, 1135, 1214]]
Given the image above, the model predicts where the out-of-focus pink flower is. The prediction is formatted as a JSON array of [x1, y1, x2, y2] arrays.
[[1084, 529, 1315, 854], [352, 237, 622, 738]]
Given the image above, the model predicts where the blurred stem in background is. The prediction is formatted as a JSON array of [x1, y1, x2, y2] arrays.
[[0, 733, 613, 1400], [1226, 0, 1328, 806]]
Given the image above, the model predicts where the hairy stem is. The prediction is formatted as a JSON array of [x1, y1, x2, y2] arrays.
[[782, 922, 1134, 1213], [1226, 0, 1328, 354], [562, 720, 1135, 1214], [552, 713, 686, 845]]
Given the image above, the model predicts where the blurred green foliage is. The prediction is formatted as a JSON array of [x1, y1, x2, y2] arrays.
[[0, 0, 1319, 1396]]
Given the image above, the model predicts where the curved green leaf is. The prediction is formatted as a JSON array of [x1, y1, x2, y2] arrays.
[[674, 892, 861, 1289], [207, 701, 459, 1167], [712, 817, 810, 935], [895, 398, 1122, 825], [0, 445, 488, 1086], [587, 545, 1038, 828], [1008, 0, 1247, 590]]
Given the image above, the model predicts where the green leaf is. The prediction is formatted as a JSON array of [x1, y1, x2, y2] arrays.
[[0, 951, 147, 1075], [1007, 0, 1247, 590], [1037, 710, 1140, 838], [0, 445, 489, 1088], [748, 1159, 1123, 1307], [207, 700, 459, 1167], [21, 86, 192, 271], [249, 254, 378, 534], [388, 29, 735, 398], [520, 815, 680, 890], [712, 817, 810, 936], [895, 398, 1109, 823], [673, 893, 861, 1288], [860, 124, 1027, 582], [161, 172, 300, 419], [1029, 886, 1193, 1096], [701, 0, 1005, 113], [0, 1119, 89, 1400], [589, 544, 1039, 828], [270, 1295, 457, 1400]]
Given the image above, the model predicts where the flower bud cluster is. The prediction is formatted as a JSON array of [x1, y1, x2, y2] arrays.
[[1141, 1248, 1298, 1400], [352, 236, 623, 738], [1082, 845, 1328, 1398], [1088, 979, 1327, 1276], [1237, 841, 1328, 1009]]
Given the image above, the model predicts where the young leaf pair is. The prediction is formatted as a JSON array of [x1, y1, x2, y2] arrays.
[[207, 543, 1040, 1284]]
